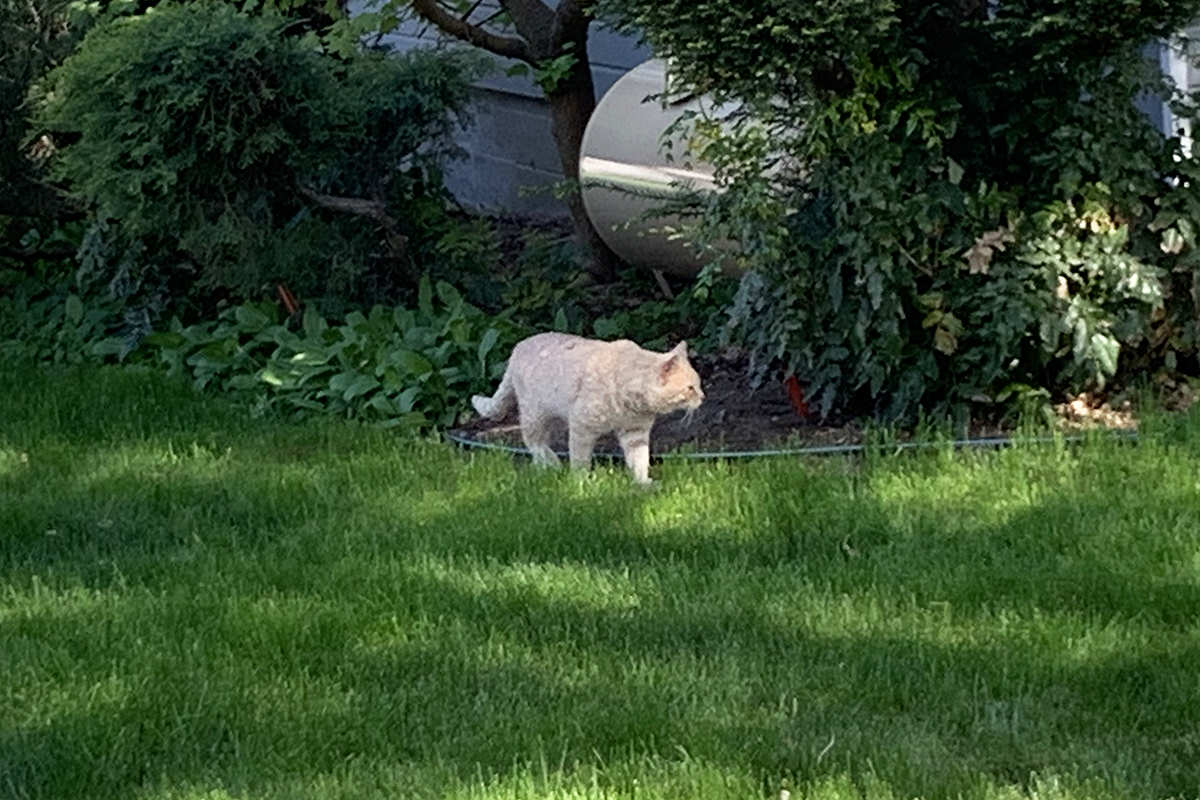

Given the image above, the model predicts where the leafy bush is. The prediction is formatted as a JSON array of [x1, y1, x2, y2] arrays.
[[135, 278, 519, 429], [32, 2, 485, 308], [602, 0, 1200, 419], [0, 219, 145, 363], [588, 264, 735, 352]]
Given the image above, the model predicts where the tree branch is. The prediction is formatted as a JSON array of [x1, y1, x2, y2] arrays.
[[498, 0, 555, 52], [299, 185, 409, 259], [410, 0, 536, 64], [0, 176, 84, 221]]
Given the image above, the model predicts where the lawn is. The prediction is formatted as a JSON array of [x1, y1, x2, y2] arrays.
[[3, 361, 1200, 800]]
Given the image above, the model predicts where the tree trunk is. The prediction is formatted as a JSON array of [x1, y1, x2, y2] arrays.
[[544, 32, 621, 282], [410, 0, 624, 281]]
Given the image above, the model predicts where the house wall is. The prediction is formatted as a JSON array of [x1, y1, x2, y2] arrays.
[[356, 1, 651, 218], [355, 2, 1195, 217]]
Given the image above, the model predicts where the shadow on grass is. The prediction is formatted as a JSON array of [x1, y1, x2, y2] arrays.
[[3, 362, 1200, 799]]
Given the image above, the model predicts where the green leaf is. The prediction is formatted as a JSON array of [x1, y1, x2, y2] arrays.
[[288, 350, 332, 366], [947, 158, 964, 186], [933, 326, 958, 355], [1091, 332, 1119, 376], [1161, 227, 1186, 255], [365, 394, 396, 415], [143, 331, 186, 349], [417, 276, 433, 319], [226, 373, 260, 391], [378, 411, 428, 429], [64, 294, 83, 326], [303, 307, 327, 339], [342, 374, 380, 402], [235, 304, 270, 332], [393, 385, 421, 413], [395, 349, 434, 377], [477, 327, 500, 368], [90, 337, 126, 357], [260, 365, 289, 387]]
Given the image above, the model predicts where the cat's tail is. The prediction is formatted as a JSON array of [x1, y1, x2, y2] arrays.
[[471, 369, 516, 420]]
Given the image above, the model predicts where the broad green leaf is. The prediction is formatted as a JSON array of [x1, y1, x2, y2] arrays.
[[90, 338, 126, 356], [64, 294, 83, 326], [288, 350, 333, 365], [947, 158, 964, 186], [435, 280, 462, 308], [303, 307, 327, 339], [260, 365, 288, 387], [1091, 332, 1119, 375], [395, 349, 434, 377], [235, 304, 270, 332], [478, 327, 500, 368], [365, 394, 396, 414], [342, 374, 380, 402], [394, 385, 421, 413]]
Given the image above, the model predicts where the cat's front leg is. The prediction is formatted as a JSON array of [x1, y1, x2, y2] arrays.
[[617, 429, 652, 485]]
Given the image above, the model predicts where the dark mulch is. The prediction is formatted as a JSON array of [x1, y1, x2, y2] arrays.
[[449, 350, 1165, 457], [450, 353, 866, 457]]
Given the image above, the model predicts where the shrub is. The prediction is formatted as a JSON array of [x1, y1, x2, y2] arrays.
[[134, 278, 519, 429], [0, 219, 141, 364], [601, 0, 1200, 419], [32, 2, 485, 308]]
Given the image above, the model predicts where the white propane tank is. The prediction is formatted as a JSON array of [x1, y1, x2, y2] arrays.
[[579, 59, 728, 276]]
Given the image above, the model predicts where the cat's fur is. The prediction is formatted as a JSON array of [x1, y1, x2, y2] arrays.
[[472, 332, 704, 484]]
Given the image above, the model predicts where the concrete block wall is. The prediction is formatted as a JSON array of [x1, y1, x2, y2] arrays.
[[353, 1, 651, 218]]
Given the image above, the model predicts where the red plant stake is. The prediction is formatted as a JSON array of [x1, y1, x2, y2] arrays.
[[276, 284, 300, 315], [784, 374, 811, 418]]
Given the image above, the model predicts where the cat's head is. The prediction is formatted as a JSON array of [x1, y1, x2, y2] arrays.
[[652, 341, 704, 413]]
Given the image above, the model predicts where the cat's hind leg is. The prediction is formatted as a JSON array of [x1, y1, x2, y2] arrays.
[[617, 428, 653, 485], [567, 419, 599, 472], [520, 408, 560, 467]]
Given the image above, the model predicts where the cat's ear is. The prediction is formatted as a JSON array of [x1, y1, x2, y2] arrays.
[[659, 342, 687, 383]]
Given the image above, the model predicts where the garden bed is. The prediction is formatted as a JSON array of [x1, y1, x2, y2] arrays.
[[448, 352, 1161, 458]]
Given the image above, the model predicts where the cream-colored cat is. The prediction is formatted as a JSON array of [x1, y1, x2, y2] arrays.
[[472, 332, 704, 484]]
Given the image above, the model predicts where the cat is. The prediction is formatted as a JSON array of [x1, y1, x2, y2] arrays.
[[472, 332, 704, 484]]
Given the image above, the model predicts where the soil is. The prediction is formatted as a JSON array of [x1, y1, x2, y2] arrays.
[[451, 352, 855, 457], [455, 214, 1193, 457], [449, 351, 1164, 457]]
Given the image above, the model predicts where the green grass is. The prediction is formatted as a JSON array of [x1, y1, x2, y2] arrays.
[[3, 361, 1200, 800]]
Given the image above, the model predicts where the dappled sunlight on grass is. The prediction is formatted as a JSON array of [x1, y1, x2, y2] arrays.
[[0, 446, 30, 478], [4, 362, 1200, 799]]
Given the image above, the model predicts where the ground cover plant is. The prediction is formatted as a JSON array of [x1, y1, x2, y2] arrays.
[[3, 359, 1200, 800]]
